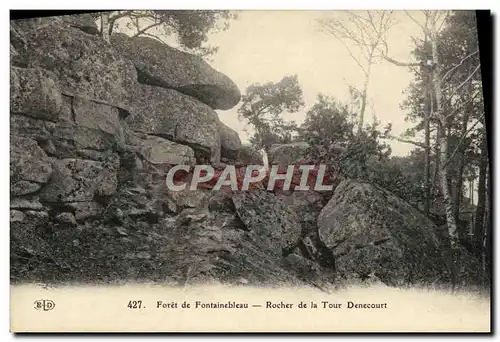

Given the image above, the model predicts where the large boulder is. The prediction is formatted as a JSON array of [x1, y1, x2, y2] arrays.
[[110, 33, 241, 110], [10, 135, 53, 196], [71, 96, 121, 136], [39, 158, 117, 203], [277, 190, 325, 236], [231, 190, 302, 253], [12, 13, 99, 35], [132, 133, 196, 166], [18, 25, 138, 111], [125, 85, 221, 163], [10, 66, 63, 122], [218, 122, 242, 160], [317, 180, 450, 286], [10, 24, 28, 65], [11, 93, 122, 161], [50, 122, 118, 158], [10, 115, 56, 142], [269, 142, 309, 165], [234, 145, 263, 165]]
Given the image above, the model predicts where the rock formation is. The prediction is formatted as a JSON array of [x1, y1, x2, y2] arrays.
[[10, 14, 484, 289]]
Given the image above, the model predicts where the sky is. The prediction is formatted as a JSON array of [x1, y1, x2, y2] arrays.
[[206, 10, 427, 156]]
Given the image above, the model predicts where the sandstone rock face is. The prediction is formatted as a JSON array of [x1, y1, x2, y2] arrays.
[[269, 142, 310, 165], [72, 96, 121, 136], [158, 205, 305, 287], [126, 85, 221, 163], [10, 24, 27, 63], [19, 25, 138, 110], [10, 197, 44, 211], [111, 33, 241, 110], [218, 122, 242, 160], [40, 158, 117, 203], [277, 191, 325, 236], [59, 13, 100, 35], [133, 134, 196, 166], [234, 145, 264, 165], [232, 190, 302, 252], [10, 66, 63, 122], [10, 135, 53, 196], [10, 115, 55, 142], [13, 17, 315, 287], [11, 94, 122, 161], [317, 180, 447, 285], [12, 14, 99, 35]]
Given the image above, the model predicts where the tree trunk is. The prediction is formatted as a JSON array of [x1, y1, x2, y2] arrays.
[[430, 127, 440, 200], [423, 83, 431, 216], [453, 147, 466, 224], [453, 83, 472, 223], [438, 127, 459, 246], [474, 137, 487, 257], [453, 160, 464, 222], [357, 63, 371, 134], [101, 14, 110, 43], [430, 18, 459, 248], [482, 164, 491, 279], [469, 179, 474, 204]]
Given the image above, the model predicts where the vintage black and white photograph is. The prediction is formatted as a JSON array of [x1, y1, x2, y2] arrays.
[[9, 9, 492, 332]]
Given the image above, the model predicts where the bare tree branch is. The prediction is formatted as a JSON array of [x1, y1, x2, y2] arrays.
[[366, 11, 379, 33], [132, 21, 164, 38], [443, 119, 481, 168], [321, 21, 368, 75], [404, 10, 429, 33], [323, 18, 368, 49], [440, 49, 480, 85], [349, 16, 374, 58], [444, 90, 482, 120], [140, 32, 168, 45], [436, 10, 451, 33], [381, 55, 421, 67], [444, 64, 481, 103], [108, 10, 133, 35], [386, 135, 430, 149], [319, 10, 395, 133]]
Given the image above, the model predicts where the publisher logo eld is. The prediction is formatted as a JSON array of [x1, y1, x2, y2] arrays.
[[34, 300, 55, 311]]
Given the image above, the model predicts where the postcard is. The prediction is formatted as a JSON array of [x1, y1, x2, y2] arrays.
[[9, 9, 491, 333]]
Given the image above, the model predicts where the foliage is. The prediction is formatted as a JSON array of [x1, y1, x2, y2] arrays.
[[400, 10, 485, 206], [99, 10, 236, 58], [298, 94, 393, 183], [238, 75, 305, 152]]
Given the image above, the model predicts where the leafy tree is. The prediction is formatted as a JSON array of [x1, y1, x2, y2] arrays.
[[298, 94, 391, 181], [96, 10, 236, 57], [400, 12, 484, 215], [367, 151, 428, 204], [379, 10, 488, 281], [238, 75, 305, 152], [298, 94, 356, 145], [350, 10, 485, 255]]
